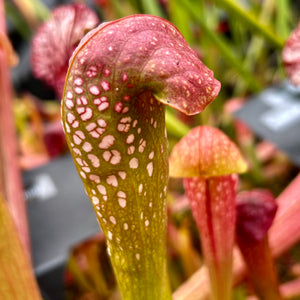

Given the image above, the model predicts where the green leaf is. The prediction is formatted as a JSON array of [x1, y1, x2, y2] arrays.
[[275, 0, 292, 39], [216, 0, 285, 49], [141, 0, 165, 17], [180, 0, 263, 93], [169, 0, 194, 44], [165, 108, 190, 139]]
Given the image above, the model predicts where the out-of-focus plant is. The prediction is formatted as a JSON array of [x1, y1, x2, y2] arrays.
[[0, 195, 42, 299], [236, 189, 282, 300], [173, 173, 300, 300], [0, 1, 41, 297], [31, 3, 99, 98], [169, 126, 247, 300], [13, 95, 66, 169], [282, 20, 300, 86], [0, 0, 31, 257], [65, 233, 118, 300]]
